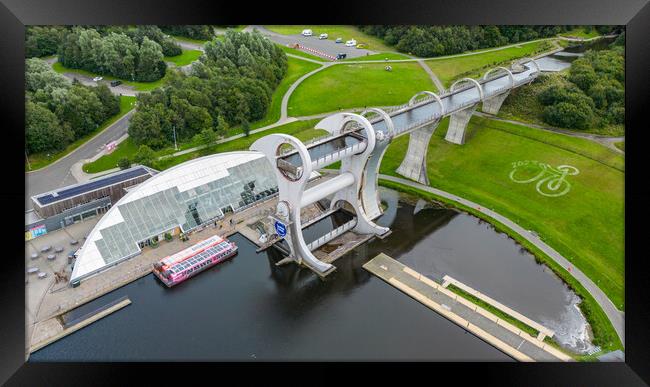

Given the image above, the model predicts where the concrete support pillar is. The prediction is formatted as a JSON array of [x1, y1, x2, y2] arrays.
[[482, 90, 511, 115], [445, 104, 478, 145], [396, 121, 439, 185]]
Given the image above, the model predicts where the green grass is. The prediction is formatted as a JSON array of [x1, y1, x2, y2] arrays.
[[250, 56, 321, 129], [380, 115, 625, 310], [426, 40, 554, 87], [614, 141, 624, 151], [560, 28, 602, 40], [264, 25, 394, 52], [446, 284, 540, 338], [27, 96, 136, 171], [499, 73, 625, 137], [154, 119, 325, 170], [288, 62, 434, 116], [343, 52, 412, 61], [378, 178, 623, 355], [170, 35, 209, 45], [52, 61, 167, 92], [83, 136, 140, 173], [164, 49, 202, 66]]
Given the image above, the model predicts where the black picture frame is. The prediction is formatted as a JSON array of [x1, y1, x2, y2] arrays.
[[1, 0, 649, 385]]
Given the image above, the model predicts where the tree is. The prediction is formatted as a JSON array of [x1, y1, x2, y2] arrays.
[[136, 37, 165, 82], [134, 144, 155, 166], [26, 101, 73, 153], [25, 26, 65, 58], [242, 120, 250, 137], [194, 127, 218, 147], [117, 157, 131, 170], [25, 58, 70, 92], [215, 115, 229, 137], [543, 102, 594, 129]]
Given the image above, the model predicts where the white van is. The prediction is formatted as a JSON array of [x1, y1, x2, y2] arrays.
[[302, 29, 313, 37], [345, 39, 357, 47]]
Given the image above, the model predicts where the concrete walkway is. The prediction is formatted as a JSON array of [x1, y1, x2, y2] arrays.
[[377, 174, 624, 346], [365, 253, 570, 361], [417, 59, 445, 93]]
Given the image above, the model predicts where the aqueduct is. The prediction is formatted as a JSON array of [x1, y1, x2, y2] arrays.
[[251, 58, 540, 275]]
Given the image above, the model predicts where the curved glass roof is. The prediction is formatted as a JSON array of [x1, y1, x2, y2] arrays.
[[71, 151, 278, 283]]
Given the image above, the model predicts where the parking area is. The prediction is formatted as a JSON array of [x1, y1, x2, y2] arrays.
[[253, 26, 376, 59], [58, 71, 137, 96], [25, 217, 100, 344]]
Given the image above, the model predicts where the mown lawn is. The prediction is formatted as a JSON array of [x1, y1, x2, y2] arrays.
[[264, 25, 394, 52], [614, 141, 624, 151], [380, 115, 625, 310], [52, 61, 167, 92], [250, 56, 321, 129], [27, 96, 136, 171], [164, 49, 203, 66], [425, 40, 554, 87], [83, 137, 140, 174], [560, 28, 602, 39], [288, 62, 434, 116], [170, 35, 210, 45]]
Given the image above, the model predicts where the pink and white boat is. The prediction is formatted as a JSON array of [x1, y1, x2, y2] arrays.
[[153, 235, 238, 287]]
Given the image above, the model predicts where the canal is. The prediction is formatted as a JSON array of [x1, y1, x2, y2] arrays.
[[536, 36, 617, 72], [30, 188, 593, 361]]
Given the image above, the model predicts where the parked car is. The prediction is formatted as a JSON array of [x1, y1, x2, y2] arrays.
[[336, 53, 347, 60], [301, 29, 313, 37], [319, 33, 328, 39], [110, 80, 122, 87], [92, 76, 103, 82], [356, 43, 367, 49], [345, 39, 357, 47], [335, 37, 343, 43]]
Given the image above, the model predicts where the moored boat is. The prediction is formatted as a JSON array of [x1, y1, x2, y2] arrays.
[[153, 235, 238, 287]]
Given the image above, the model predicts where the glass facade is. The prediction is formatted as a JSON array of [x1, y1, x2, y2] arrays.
[[96, 156, 277, 264], [71, 152, 279, 282]]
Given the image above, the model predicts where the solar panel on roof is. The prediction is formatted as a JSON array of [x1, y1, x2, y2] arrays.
[[36, 167, 150, 206]]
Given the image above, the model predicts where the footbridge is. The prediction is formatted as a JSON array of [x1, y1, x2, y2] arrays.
[[251, 58, 540, 274]]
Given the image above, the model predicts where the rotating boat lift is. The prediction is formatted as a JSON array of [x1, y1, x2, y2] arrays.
[[251, 58, 540, 275]]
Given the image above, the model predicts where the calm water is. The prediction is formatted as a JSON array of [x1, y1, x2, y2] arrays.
[[536, 36, 616, 72], [30, 188, 592, 361]]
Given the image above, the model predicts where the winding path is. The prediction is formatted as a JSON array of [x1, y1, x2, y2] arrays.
[[377, 174, 625, 346]]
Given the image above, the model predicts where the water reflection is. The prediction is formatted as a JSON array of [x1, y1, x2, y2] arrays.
[[31, 188, 593, 361]]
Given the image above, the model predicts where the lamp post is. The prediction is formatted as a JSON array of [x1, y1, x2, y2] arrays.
[[173, 125, 178, 151]]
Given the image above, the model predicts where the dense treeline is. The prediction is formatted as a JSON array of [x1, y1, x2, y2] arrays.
[[159, 25, 214, 41], [128, 31, 287, 149], [25, 58, 120, 153], [539, 40, 624, 129], [25, 26, 66, 58], [58, 27, 169, 82], [26, 25, 182, 58], [359, 25, 620, 57]]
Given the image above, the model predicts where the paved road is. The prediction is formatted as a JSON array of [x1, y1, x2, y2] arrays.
[[46, 57, 138, 96], [378, 174, 624, 346], [246, 25, 375, 59], [25, 110, 134, 210]]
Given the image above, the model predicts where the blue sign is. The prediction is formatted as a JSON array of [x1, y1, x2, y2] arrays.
[[274, 220, 287, 238]]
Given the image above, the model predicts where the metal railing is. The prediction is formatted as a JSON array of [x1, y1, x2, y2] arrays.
[[306, 218, 357, 251], [311, 142, 368, 168]]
